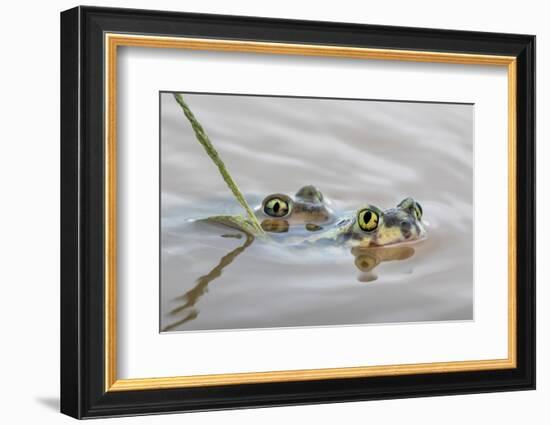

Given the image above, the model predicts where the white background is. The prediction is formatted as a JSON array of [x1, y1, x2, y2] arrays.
[[0, 0, 545, 424]]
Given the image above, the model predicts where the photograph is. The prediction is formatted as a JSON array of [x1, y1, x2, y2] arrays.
[[160, 92, 474, 332]]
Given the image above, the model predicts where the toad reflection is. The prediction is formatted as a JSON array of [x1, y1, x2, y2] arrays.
[[163, 233, 418, 331]]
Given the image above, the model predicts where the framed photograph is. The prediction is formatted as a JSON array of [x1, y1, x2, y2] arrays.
[[60, 6, 535, 419]]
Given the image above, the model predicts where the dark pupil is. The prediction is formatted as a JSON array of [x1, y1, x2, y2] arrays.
[[363, 211, 372, 223], [273, 202, 280, 213]]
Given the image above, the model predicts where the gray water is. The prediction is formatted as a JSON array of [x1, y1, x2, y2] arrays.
[[160, 92, 473, 332]]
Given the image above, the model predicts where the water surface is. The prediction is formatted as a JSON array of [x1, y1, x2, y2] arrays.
[[160, 93, 473, 332]]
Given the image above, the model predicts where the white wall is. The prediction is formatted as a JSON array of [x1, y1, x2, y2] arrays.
[[0, 0, 545, 423]]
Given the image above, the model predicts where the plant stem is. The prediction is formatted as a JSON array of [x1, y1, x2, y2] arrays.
[[173, 93, 266, 236]]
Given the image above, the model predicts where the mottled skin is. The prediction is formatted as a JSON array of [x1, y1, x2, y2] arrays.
[[204, 186, 426, 248], [341, 197, 426, 247]]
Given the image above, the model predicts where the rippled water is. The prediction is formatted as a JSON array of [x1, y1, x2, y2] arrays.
[[160, 92, 473, 332]]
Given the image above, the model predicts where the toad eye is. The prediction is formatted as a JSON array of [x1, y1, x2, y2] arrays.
[[263, 196, 292, 218], [413, 202, 423, 220], [357, 208, 379, 232]]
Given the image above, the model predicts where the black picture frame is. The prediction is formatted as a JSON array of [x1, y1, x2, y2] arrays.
[[61, 5, 535, 419]]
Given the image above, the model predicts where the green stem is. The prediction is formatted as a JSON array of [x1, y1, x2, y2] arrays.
[[173, 93, 266, 236]]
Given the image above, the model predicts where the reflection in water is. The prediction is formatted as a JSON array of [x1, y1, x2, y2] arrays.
[[261, 219, 289, 233], [351, 245, 415, 282], [164, 224, 419, 329], [162, 233, 254, 332]]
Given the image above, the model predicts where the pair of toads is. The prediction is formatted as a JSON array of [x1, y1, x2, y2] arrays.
[[204, 185, 427, 248]]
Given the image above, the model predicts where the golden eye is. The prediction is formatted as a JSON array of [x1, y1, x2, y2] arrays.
[[413, 202, 423, 220], [358, 209, 379, 232], [263, 197, 291, 218]]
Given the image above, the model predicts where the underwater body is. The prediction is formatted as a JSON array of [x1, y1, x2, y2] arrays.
[[160, 93, 474, 332]]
